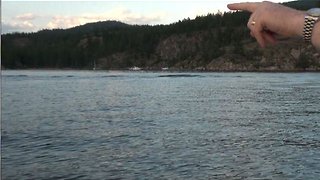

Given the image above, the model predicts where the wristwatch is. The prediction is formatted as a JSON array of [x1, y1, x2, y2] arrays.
[[303, 8, 320, 41]]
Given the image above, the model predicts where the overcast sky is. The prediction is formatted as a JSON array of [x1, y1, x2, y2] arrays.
[[2, 0, 287, 34]]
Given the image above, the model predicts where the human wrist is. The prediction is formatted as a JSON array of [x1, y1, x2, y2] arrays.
[[292, 11, 305, 38]]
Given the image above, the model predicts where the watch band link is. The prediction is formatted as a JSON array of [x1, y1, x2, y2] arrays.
[[303, 16, 317, 42]]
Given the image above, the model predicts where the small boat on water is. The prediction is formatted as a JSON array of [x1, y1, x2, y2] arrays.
[[129, 66, 142, 71]]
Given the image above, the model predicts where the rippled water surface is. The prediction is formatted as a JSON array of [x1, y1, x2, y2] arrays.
[[2, 70, 320, 179]]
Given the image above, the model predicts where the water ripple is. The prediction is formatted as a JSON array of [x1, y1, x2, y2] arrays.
[[2, 71, 320, 179]]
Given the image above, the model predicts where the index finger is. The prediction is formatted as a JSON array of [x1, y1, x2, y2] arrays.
[[227, 2, 260, 12]]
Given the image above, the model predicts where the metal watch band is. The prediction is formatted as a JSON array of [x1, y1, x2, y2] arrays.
[[303, 16, 318, 41]]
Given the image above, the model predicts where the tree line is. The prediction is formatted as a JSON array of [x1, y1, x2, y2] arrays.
[[1, 0, 318, 69]]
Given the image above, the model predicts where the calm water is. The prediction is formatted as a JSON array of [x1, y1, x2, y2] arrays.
[[2, 70, 320, 179]]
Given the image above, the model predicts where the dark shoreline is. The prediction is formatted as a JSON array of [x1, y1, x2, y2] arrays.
[[2, 68, 320, 73]]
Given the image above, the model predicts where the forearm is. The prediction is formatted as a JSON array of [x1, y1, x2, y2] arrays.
[[311, 22, 320, 51]]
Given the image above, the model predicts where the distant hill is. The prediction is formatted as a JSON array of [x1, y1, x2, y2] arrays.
[[67, 20, 130, 33], [1, 0, 320, 71]]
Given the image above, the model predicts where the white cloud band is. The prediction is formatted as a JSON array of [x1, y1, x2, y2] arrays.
[[2, 21, 36, 33], [46, 7, 166, 29], [14, 13, 38, 21]]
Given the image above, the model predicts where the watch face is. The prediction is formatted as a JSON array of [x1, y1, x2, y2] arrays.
[[307, 8, 320, 17]]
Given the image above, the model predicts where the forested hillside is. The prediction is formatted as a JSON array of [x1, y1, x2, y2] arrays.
[[2, 0, 320, 71]]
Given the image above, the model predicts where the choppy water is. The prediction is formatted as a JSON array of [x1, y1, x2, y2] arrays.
[[2, 70, 320, 179]]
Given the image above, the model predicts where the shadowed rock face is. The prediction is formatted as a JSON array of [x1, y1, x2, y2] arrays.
[[97, 32, 320, 71]]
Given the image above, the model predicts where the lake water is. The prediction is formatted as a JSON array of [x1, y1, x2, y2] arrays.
[[2, 70, 320, 179]]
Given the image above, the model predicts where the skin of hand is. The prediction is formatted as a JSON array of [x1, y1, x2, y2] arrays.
[[227, 1, 306, 48]]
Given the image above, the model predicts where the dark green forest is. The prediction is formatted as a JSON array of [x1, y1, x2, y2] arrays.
[[2, 0, 320, 70]]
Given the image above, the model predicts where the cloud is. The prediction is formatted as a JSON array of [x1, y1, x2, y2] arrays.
[[14, 13, 38, 21], [2, 7, 167, 33], [103, 7, 165, 25], [2, 21, 36, 34], [2, 13, 39, 33], [46, 7, 166, 29]]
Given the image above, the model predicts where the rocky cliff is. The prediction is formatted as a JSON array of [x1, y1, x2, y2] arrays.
[[95, 31, 320, 71]]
